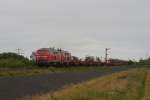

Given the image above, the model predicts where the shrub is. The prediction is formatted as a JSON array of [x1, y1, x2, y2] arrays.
[[139, 58, 150, 65], [0, 52, 32, 68]]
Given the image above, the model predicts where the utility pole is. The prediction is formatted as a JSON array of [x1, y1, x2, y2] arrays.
[[16, 48, 23, 55], [105, 48, 110, 64]]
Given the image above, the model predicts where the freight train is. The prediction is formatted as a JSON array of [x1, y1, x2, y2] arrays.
[[31, 47, 129, 66]]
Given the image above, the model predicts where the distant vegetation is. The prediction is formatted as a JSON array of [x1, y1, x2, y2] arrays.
[[138, 58, 150, 65], [0, 52, 32, 68], [127, 58, 150, 66]]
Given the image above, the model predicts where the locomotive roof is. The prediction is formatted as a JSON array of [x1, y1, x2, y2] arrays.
[[38, 48, 71, 54], [38, 48, 56, 52]]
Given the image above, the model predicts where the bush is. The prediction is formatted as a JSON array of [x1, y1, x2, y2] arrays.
[[128, 60, 134, 65], [0, 52, 32, 68], [138, 58, 150, 65]]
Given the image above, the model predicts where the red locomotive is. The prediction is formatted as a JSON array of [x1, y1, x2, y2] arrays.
[[31, 48, 72, 66]]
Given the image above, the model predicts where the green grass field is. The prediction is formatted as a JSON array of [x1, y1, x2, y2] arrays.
[[0, 66, 109, 77], [23, 68, 150, 100]]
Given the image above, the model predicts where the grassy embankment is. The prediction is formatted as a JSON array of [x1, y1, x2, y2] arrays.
[[24, 68, 150, 100]]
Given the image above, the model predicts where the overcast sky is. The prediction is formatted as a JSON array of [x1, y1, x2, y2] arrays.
[[0, 0, 150, 60]]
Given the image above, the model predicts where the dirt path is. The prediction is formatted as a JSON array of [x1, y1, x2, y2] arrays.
[[0, 67, 129, 100]]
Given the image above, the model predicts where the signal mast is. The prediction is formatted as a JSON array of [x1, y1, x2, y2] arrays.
[[105, 48, 110, 64]]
